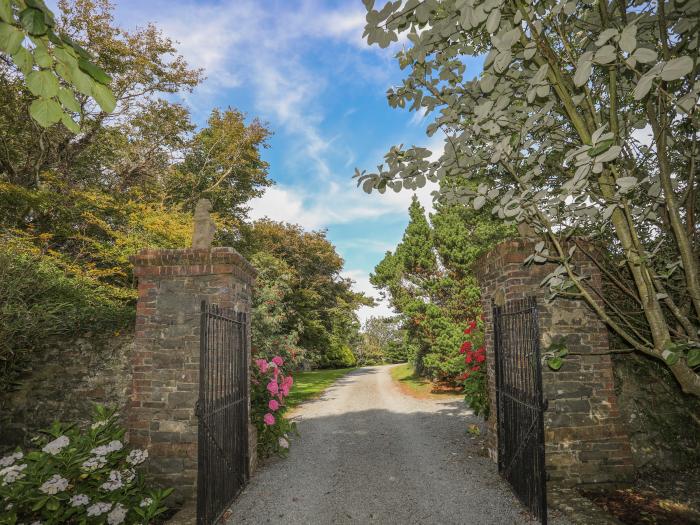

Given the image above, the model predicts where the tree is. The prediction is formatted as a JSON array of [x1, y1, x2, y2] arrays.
[[371, 196, 465, 378], [359, 316, 405, 364], [358, 0, 700, 395], [239, 220, 372, 366], [1, 0, 200, 188], [0, 0, 116, 131]]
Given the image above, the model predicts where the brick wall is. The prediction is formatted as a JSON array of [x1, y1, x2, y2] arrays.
[[127, 247, 256, 503], [474, 238, 634, 486]]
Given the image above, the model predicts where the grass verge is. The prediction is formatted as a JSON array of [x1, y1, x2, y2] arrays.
[[286, 367, 357, 409], [389, 363, 463, 398]]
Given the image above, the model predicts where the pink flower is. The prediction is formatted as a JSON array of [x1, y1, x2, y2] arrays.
[[268, 399, 280, 411], [266, 380, 279, 395], [283, 376, 294, 388], [255, 359, 269, 373], [273, 366, 280, 378], [272, 356, 284, 367], [280, 384, 290, 397], [263, 413, 275, 426]]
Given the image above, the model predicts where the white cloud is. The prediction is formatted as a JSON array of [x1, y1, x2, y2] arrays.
[[342, 269, 395, 324]]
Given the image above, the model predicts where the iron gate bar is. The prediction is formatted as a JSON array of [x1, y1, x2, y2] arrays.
[[197, 301, 249, 525], [493, 296, 548, 525]]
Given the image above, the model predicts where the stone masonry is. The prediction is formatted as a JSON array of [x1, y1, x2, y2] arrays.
[[474, 237, 634, 487], [127, 247, 256, 503]]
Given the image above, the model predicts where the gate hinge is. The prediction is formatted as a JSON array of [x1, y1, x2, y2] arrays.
[[194, 400, 202, 417]]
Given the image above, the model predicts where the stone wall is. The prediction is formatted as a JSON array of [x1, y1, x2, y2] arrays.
[[0, 335, 133, 450], [475, 237, 634, 487], [613, 352, 700, 471], [127, 247, 256, 504]]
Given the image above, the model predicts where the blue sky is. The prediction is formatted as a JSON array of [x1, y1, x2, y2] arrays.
[[107, 0, 462, 321]]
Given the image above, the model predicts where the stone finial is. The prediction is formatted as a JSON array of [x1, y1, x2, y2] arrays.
[[192, 198, 216, 249]]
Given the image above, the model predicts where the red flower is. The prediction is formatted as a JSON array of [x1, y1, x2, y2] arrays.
[[460, 341, 472, 354], [465, 354, 473, 364], [471, 365, 480, 372], [469, 320, 477, 330], [464, 327, 472, 335], [476, 353, 486, 363]]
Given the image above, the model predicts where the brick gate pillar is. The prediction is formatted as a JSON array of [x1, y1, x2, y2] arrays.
[[127, 247, 256, 503], [474, 238, 634, 487]]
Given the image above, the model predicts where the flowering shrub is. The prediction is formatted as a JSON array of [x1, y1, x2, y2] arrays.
[[458, 317, 490, 418], [0, 405, 172, 524], [251, 356, 297, 458]]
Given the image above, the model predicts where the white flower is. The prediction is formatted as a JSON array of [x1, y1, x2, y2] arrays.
[[278, 436, 289, 449], [91, 420, 107, 430], [107, 503, 127, 525], [0, 463, 27, 485], [126, 448, 148, 465], [139, 497, 153, 508], [42, 436, 69, 456], [5, 503, 13, 510], [69, 494, 90, 507], [100, 470, 123, 491], [39, 474, 69, 495], [82, 455, 107, 471], [0, 451, 23, 467], [86, 502, 112, 516], [122, 468, 136, 484], [91, 440, 123, 456]]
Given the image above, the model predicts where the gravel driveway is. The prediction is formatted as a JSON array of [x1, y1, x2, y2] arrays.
[[227, 365, 570, 524]]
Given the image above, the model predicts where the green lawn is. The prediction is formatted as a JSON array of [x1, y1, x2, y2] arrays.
[[286, 367, 357, 409], [389, 362, 434, 396]]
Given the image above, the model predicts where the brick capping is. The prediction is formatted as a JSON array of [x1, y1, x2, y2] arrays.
[[474, 236, 634, 487], [130, 247, 257, 281]]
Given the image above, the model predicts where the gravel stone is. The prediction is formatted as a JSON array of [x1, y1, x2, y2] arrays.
[[228, 365, 572, 524]]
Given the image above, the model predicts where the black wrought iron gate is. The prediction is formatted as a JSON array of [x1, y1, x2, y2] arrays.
[[493, 297, 548, 524], [197, 301, 249, 525]]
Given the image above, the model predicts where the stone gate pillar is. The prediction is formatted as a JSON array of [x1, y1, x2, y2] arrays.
[[127, 247, 256, 503], [474, 238, 634, 486]]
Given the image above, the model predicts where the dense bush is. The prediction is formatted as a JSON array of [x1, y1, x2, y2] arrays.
[[250, 356, 297, 458], [458, 318, 489, 418], [317, 341, 357, 369], [0, 237, 133, 392], [0, 406, 172, 524]]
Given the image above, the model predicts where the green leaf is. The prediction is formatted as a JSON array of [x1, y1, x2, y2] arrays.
[[660, 56, 694, 81], [573, 60, 592, 87], [485, 8, 500, 34], [60, 112, 80, 133], [58, 87, 81, 112], [12, 46, 33, 75], [0, 21, 24, 55], [687, 349, 700, 368], [26, 69, 59, 97], [633, 48, 657, 64], [29, 97, 62, 127], [547, 356, 563, 370], [61, 33, 90, 59], [662, 349, 679, 366], [91, 82, 116, 113], [0, 0, 12, 23], [594, 45, 616, 64], [633, 73, 655, 100], [78, 57, 111, 85], [619, 24, 636, 54], [20, 7, 47, 36], [33, 43, 52, 67]]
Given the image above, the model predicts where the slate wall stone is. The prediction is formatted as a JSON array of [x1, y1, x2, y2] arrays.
[[474, 238, 634, 487], [127, 247, 256, 503], [0, 336, 133, 450]]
